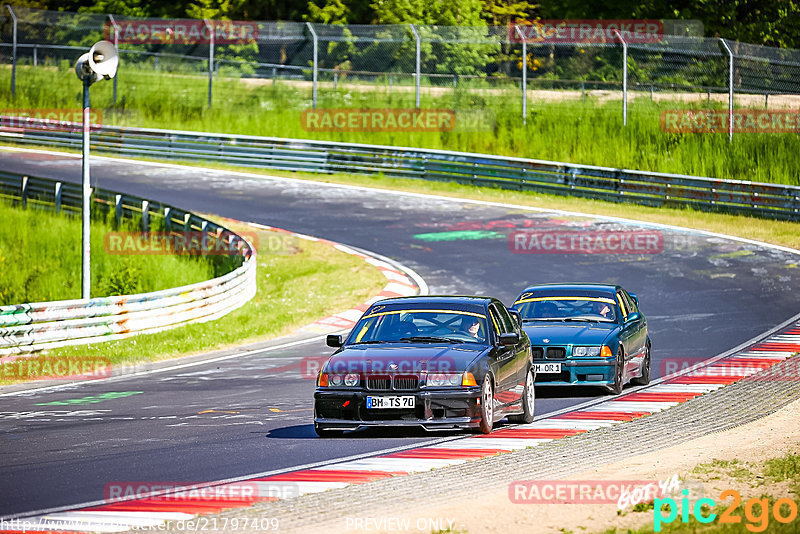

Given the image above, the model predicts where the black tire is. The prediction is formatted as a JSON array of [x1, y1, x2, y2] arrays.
[[605, 348, 624, 395], [314, 423, 344, 438], [508, 368, 535, 424], [631, 343, 651, 386], [478, 375, 494, 434]]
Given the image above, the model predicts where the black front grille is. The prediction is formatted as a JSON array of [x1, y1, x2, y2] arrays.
[[365, 375, 419, 391], [546, 347, 566, 360], [366, 376, 391, 390], [531, 347, 544, 359], [393, 376, 419, 390]]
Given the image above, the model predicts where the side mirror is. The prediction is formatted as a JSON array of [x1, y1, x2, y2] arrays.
[[626, 312, 641, 323], [499, 332, 520, 346], [507, 308, 522, 326], [629, 292, 639, 306], [326, 334, 343, 347]]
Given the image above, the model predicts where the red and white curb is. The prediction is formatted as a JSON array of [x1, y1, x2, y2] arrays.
[[248, 223, 422, 335], [10, 323, 798, 532]]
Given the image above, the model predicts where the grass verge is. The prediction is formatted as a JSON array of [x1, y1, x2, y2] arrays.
[[0, 200, 215, 304], [2, 65, 800, 185], [1, 221, 387, 385]]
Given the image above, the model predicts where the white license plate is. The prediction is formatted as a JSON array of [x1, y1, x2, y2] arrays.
[[534, 363, 562, 373], [366, 396, 415, 409]]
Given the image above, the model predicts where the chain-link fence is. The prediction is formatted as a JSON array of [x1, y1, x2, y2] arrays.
[[1, 7, 800, 139]]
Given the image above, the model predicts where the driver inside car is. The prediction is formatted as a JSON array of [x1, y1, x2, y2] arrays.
[[590, 301, 615, 320], [458, 316, 485, 342]]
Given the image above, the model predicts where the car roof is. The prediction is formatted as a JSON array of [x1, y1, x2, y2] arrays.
[[368, 295, 495, 314], [516, 283, 620, 298]]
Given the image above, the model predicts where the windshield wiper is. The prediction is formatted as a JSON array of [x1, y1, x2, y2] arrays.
[[523, 318, 567, 322], [398, 336, 460, 344], [563, 316, 615, 323]]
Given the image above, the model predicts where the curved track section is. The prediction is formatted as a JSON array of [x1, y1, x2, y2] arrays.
[[1, 148, 800, 520]]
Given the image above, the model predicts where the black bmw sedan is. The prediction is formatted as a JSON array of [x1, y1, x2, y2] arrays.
[[313, 296, 534, 436]]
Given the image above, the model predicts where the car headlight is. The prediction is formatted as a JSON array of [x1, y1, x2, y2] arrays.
[[329, 374, 344, 386], [573, 346, 602, 357], [344, 373, 359, 386], [321, 373, 360, 387], [426, 373, 462, 387]]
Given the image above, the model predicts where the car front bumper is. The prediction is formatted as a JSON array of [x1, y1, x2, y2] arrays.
[[534, 359, 616, 386], [314, 388, 482, 431]]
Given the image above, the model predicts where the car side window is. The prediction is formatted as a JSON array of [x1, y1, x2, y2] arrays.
[[615, 291, 629, 320], [621, 290, 638, 314], [495, 304, 520, 335], [488, 307, 506, 337]]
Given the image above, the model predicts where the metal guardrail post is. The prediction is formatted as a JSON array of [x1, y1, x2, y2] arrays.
[[115, 194, 122, 226], [720, 38, 735, 142], [612, 30, 627, 126], [409, 24, 421, 109], [55, 181, 62, 213], [204, 19, 214, 108], [514, 25, 527, 125], [306, 22, 318, 109], [20, 175, 27, 207], [6, 5, 17, 98], [141, 200, 149, 232], [108, 15, 120, 105]]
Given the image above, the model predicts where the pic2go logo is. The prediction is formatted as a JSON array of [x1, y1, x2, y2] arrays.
[[654, 489, 799, 532]]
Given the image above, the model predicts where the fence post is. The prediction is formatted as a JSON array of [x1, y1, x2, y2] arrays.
[[6, 5, 17, 98], [141, 200, 149, 232], [55, 181, 62, 213], [306, 22, 318, 109], [33, 44, 37, 67], [612, 29, 627, 126], [204, 19, 214, 108], [514, 25, 527, 125], [409, 24, 420, 108], [20, 175, 27, 208], [108, 15, 120, 105], [719, 38, 734, 142], [115, 194, 122, 226]]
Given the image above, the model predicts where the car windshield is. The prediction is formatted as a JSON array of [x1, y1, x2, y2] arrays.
[[514, 296, 618, 323], [347, 309, 490, 344]]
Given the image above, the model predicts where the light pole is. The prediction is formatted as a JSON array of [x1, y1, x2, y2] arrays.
[[74, 41, 119, 299]]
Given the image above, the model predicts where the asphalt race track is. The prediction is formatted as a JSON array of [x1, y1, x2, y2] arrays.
[[2, 149, 800, 518]]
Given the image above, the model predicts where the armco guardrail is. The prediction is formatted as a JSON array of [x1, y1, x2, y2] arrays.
[[1, 117, 800, 220], [0, 171, 256, 357]]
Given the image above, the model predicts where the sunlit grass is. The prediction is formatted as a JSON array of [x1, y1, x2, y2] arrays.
[[1, 65, 799, 185]]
